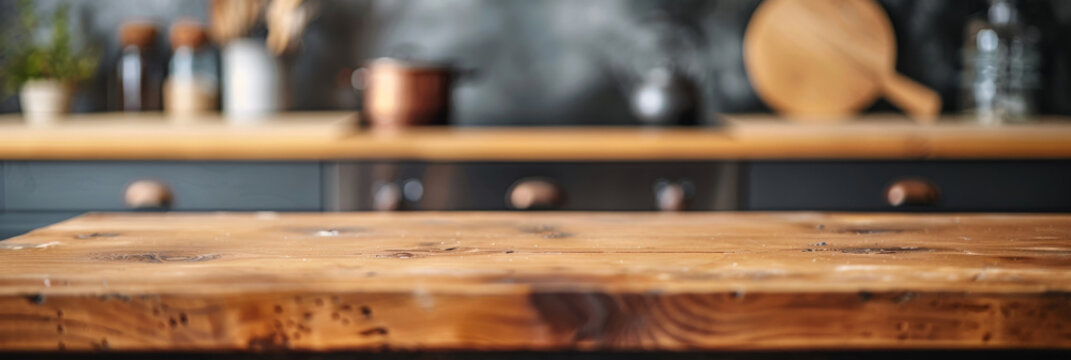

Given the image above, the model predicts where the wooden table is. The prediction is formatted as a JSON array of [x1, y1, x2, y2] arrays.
[[1, 212, 1070, 353]]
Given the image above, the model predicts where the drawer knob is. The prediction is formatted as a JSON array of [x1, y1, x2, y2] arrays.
[[508, 179, 563, 210], [124, 180, 173, 209], [373, 182, 403, 211], [886, 178, 939, 207], [654, 180, 692, 211]]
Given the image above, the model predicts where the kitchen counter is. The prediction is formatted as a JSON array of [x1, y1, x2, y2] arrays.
[[1, 212, 1069, 351], [2, 112, 1071, 160]]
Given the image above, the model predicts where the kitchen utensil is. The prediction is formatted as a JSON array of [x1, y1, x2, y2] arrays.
[[266, 0, 316, 54], [351, 58, 456, 127], [630, 67, 700, 126], [210, 0, 266, 43], [744, 0, 941, 123]]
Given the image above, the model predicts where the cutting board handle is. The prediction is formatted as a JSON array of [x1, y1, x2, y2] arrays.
[[881, 73, 941, 123]]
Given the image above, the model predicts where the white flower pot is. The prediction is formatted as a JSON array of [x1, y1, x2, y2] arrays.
[[19, 80, 71, 126]]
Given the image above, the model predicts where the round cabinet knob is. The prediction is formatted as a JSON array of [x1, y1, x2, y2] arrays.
[[373, 182, 403, 211], [401, 178, 424, 203], [886, 178, 940, 207], [654, 179, 694, 211], [124, 180, 173, 210], [655, 183, 687, 211], [508, 179, 563, 210]]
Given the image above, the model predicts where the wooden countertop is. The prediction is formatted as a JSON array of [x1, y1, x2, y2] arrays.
[[2, 112, 1071, 160], [1, 212, 1069, 351]]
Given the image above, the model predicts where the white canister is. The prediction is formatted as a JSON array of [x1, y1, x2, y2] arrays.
[[222, 39, 281, 123], [19, 79, 71, 127]]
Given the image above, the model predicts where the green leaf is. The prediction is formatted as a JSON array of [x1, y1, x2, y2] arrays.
[[1, 1, 100, 94]]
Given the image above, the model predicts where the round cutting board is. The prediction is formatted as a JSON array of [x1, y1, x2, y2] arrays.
[[744, 0, 940, 123]]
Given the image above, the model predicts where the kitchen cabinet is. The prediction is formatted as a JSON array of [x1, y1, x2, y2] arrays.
[[324, 161, 739, 212], [745, 160, 1071, 212], [2, 162, 323, 212], [0, 161, 323, 239], [0, 212, 79, 240]]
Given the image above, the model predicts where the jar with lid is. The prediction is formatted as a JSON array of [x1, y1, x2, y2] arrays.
[[960, 0, 1041, 124], [165, 20, 219, 118], [115, 21, 163, 111]]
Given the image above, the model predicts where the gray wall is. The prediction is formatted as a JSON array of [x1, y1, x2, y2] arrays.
[[3, 0, 1071, 125]]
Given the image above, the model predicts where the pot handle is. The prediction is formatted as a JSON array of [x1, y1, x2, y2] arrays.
[[350, 67, 368, 91]]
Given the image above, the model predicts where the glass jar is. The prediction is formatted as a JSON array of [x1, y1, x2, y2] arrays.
[[960, 0, 1041, 124], [115, 21, 163, 112], [164, 20, 219, 118]]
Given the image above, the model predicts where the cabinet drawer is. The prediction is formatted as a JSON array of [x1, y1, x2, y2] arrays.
[[326, 162, 739, 211], [2, 162, 321, 211], [745, 161, 1071, 212]]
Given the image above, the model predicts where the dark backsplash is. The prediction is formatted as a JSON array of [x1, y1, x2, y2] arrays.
[[3, 0, 1071, 125]]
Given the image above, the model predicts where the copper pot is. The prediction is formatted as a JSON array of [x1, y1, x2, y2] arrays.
[[352, 58, 455, 126]]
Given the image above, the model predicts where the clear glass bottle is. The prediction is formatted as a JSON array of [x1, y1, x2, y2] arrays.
[[960, 0, 1041, 124], [164, 20, 219, 118], [116, 22, 163, 112]]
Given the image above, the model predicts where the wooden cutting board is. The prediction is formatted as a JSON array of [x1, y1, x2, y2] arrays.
[[1, 212, 1069, 351], [744, 0, 941, 123]]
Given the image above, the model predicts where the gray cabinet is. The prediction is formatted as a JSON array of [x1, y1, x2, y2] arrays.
[[4, 159, 1070, 240], [2, 162, 323, 212], [0, 212, 80, 240], [745, 161, 1071, 212], [0, 161, 324, 240], [324, 162, 739, 211]]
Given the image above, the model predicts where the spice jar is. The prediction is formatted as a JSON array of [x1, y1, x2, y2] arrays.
[[164, 20, 219, 118]]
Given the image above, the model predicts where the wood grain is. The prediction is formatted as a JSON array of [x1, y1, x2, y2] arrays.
[[1, 212, 1070, 351], [1, 113, 1071, 160]]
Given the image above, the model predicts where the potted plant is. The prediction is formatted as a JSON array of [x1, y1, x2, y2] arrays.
[[1, 1, 97, 125]]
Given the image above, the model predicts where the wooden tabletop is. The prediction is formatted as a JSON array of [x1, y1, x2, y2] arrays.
[[2, 113, 1071, 160], [1, 212, 1069, 352]]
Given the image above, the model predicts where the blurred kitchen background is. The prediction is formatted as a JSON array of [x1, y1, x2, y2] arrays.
[[3, 0, 1071, 124], [3, 0, 1071, 240]]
